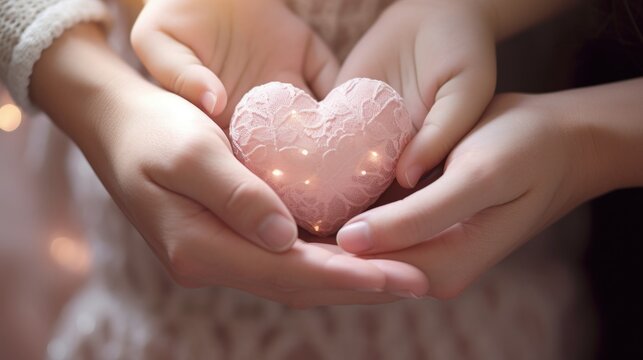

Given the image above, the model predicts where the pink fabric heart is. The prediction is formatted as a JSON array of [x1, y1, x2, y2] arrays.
[[229, 78, 417, 236]]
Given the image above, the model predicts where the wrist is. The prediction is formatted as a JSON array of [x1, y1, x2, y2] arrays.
[[30, 23, 151, 149], [548, 79, 643, 199], [417, 0, 498, 41], [467, 0, 580, 41]]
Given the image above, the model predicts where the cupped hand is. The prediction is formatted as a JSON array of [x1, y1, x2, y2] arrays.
[[131, 0, 339, 126], [86, 78, 428, 306], [336, 0, 496, 190], [336, 93, 595, 298]]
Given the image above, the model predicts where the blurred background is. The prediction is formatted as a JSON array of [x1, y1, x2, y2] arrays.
[[1, 1, 642, 359]]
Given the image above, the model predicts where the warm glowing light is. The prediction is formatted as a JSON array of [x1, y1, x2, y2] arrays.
[[272, 169, 284, 177], [0, 104, 22, 132], [360, 170, 367, 176], [313, 225, 320, 232], [288, 110, 299, 121], [304, 179, 311, 185], [301, 149, 309, 156], [49, 236, 91, 273], [370, 151, 379, 158]]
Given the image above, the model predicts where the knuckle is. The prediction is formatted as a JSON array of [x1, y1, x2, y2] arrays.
[[170, 64, 203, 97], [456, 152, 497, 189], [418, 124, 452, 162], [171, 69, 190, 96], [224, 180, 268, 215], [391, 201, 432, 245], [156, 134, 212, 178], [166, 241, 200, 281]]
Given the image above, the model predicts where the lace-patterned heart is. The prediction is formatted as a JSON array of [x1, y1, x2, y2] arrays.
[[229, 78, 417, 236]]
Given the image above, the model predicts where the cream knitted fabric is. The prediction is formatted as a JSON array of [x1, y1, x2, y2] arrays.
[[0, 0, 109, 111]]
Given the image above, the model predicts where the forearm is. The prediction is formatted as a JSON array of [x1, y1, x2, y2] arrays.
[[554, 78, 643, 198], [30, 23, 148, 152], [472, 0, 580, 41]]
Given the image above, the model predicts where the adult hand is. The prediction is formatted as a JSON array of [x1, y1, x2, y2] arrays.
[[336, 92, 608, 298]]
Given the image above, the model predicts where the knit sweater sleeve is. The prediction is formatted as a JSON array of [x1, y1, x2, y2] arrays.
[[0, 0, 110, 112]]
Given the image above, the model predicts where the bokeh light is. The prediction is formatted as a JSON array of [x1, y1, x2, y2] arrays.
[[49, 236, 91, 274], [0, 103, 22, 132]]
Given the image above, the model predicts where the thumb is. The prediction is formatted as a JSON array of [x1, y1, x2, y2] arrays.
[[397, 68, 495, 188], [153, 132, 299, 253], [131, 26, 227, 118]]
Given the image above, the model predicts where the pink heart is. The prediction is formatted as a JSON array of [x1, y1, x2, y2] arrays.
[[229, 78, 417, 236]]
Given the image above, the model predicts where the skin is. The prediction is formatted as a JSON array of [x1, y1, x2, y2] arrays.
[[31, 0, 643, 305], [131, 0, 340, 126], [348, 82, 643, 298], [29, 24, 429, 307], [133, 0, 639, 301]]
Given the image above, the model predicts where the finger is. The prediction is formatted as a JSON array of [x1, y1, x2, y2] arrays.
[[397, 68, 495, 188], [369, 259, 430, 298], [304, 244, 430, 297], [251, 286, 401, 308], [131, 27, 227, 117], [145, 184, 427, 298], [303, 34, 340, 99], [169, 215, 389, 292], [337, 162, 520, 254], [151, 135, 298, 252], [374, 191, 539, 300]]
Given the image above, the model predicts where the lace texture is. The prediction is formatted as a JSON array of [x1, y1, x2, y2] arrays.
[[230, 79, 415, 235]]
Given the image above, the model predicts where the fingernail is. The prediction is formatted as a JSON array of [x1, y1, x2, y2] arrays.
[[257, 214, 297, 252], [405, 165, 424, 188], [337, 222, 372, 253], [391, 290, 421, 299], [201, 91, 217, 115]]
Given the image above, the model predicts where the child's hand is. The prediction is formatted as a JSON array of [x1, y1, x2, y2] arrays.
[[335, 91, 617, 298], [131, 0, 339, 125], [336, 0, 496, 188]]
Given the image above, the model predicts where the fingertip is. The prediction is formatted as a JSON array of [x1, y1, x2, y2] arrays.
[[370, 260, 430, 298], [336, 222, 373, 254]]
